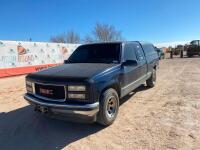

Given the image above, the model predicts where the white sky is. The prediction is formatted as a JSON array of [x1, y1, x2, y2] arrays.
[[155, 41, 191, 48]]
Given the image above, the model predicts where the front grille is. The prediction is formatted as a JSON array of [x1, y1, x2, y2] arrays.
[[34, 83, 65, 101]]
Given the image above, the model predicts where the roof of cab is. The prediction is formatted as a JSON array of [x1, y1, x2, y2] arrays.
[[80, 41, 153, 46]]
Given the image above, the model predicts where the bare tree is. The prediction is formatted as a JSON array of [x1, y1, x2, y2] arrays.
[[93, 23, 123, 42], [50, 24, 123, 44], [66, 30, 80, 43], [50, 30, 80, 43], [50, 33, 66, 43], [83, 34, 94, 43]]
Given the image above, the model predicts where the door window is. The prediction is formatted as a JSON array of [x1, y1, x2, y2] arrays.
[[124, 43, 137, 61], [134, 43, 145, 62]]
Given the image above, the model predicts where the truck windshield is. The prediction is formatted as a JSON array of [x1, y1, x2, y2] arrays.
[[67, 44, 121, 63]]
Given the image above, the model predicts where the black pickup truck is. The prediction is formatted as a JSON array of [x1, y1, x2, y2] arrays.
[[24, 41, 159, 126]]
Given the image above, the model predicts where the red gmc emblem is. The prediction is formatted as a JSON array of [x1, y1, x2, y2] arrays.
[[39, 88, 53, 95]]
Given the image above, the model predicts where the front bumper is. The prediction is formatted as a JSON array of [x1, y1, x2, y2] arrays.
[[24, 94, 99, 121]]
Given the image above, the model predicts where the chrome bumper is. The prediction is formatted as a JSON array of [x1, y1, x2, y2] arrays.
[[24, 94, 99, 117]]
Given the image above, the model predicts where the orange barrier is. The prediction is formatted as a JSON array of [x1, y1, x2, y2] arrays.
[[0, 63, 60, 78]]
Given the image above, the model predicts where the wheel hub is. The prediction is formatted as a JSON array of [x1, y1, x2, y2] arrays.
[[106, 96, 117, 118]]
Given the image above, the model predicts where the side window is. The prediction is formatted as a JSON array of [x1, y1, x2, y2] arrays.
[[142, 44, 156, 55], [124, 44, 136, 61], [133, 43, 145, 62], [149, 45, 156, 53]]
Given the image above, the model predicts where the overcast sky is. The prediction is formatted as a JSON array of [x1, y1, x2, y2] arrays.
[[0, 0, 199, 45]]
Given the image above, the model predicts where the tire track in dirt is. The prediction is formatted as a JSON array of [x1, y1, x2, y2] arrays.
[[159, 58, 200, 150]]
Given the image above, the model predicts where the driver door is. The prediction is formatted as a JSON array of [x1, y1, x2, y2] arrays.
[[120, 43, 143, 96]]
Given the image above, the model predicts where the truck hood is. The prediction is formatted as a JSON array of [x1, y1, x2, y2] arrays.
[[27, 63, 119, 81]]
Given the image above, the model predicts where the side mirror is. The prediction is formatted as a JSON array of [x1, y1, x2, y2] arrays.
[[155, 49, 161, 53], [123, 60, 138, 66], [64, 60, 68, 64]]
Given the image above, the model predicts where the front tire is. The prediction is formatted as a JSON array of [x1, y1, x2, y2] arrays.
[[146, 68, 156, 88], [97, 88, 119, 126]]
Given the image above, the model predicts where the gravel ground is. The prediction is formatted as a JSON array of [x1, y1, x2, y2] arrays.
[[0, 57, 200, 150]]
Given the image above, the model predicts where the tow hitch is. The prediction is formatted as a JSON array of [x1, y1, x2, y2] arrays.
[[34, 105, 49, 113]]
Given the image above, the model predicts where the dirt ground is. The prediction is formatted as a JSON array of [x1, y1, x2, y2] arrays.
[[0, 57, 200, 150]]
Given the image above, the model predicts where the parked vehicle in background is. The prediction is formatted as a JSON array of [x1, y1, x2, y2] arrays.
[[186, 40, 200, 57], [24, 41, 159, 126], [174, 45, 184, 55], [155, 48, 165, 59]]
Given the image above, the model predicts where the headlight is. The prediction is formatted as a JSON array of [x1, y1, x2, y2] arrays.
[[68, 85, 86, 92], [26, 80, 33, 93], [68, 93, 86, 99], [26, 80, 32, 86]]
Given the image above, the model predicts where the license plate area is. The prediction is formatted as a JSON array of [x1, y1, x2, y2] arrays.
[[36, 105, 49, 113]]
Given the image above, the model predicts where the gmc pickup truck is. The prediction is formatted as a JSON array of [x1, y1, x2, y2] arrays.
[[24, 41, 159, 126]]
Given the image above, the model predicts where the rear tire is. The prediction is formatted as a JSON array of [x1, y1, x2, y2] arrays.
[[146, 68, 156, 88], [97, 88, 119, 126]]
